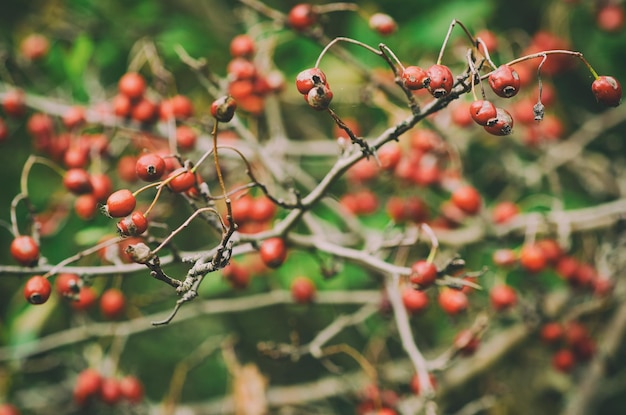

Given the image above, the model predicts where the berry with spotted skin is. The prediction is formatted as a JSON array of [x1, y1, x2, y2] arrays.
[[211, 95, 237, 122], [483, 107, 514, 136], [135, 153, 166, 182], [24, 275, 51, 305], [117, 212, 148, 237], [469, 100, 497, 126], [592, 76, 622, 107], [426, 64, 454, 98], [296, 68, 327, 95], [488, 65, 521, 98], [402, 66, 430, 90], [305, 84, 333, 110]]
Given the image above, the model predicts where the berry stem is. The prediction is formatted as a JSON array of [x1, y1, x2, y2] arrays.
[[497, 50, 599, 80], [20, 155, 66, 197], [212, 121, 234, 230], [437, 19, 476, 65], [422, 223, 439, 264], [315, 37, 381, 69], [43, 236, 122, 278], [313, 2, 359, 14], [475, 36, 497, 69], [320, 343, 378, 385], [151, 207, 222, 256], [326, 108, 373, 156], [9, 193, 28, 237]]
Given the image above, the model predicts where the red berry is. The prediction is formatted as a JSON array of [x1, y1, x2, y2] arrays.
[[100, 377, 122, 405], [119, 375, 144, 404], [488, 65, 521, 98], [117, 211, 148, 237], [540, 322, 564, 345], [426, 64, 454, 98], [402, 66, 430, 90], [520, 244, 547, 273], [118, 72, 146, 100], [112, 94, 132, 117], [24, 275, 51, 305], [469, 100, 497, 126], [169, 94, 194, 119], [492, 249, 518, 267], [63, 168, 93, 195], [288, 4, 317, 31], [74, 194, 99, 220], [71, 286, 98, 311], [492, 201, 519, 224], [10, 235, 40, 266], [291, 276, 316, 303], [556, 256, 579, 281], [167, 168, 196, 193], [451, 185, 482, 215], [55, 273, 81, 298], [369, 13, 397, 36], [454, 329, 480, 356], [135, 153, 166, 182], [230, 34, 256, 58], [409, 373, 437, 395], [483, 107, 514, 136], [296, 68, 327, 95], [105, 189, 136, 218], [597, 4, 625, 33], [249, 196, 277, 223], [438, 288, 468, 315], [131, 97, 158, 123], [0, 403, 20, 415], [211, 95, 237, 122], [27, 112, 54, 138], [591, 75, 622, 107], [536, 239, 563, 265], [260, 237, 287, 268], [402, 288, 429, 314], [176, 125, 197, 152], [3, 89, 27, 117], [73, 368, 102, 406], [227, 57, 257, 80], [552, 348, 576, 372], [377, 142, 402, 171], [305, 84, 333, 110], [62, 106, 86, 129], [409, 260, 437, 287], [100, 288, 126, 319], [223, 261, 251, 289], [489, 284, 517, 311], [20, 33, 49, 60]]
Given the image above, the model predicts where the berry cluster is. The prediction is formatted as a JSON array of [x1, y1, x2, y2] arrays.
[[73, 368, 144, 408]]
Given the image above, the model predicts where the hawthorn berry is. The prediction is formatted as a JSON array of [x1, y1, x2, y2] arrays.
[[100, 378, 122, 405], [118, 72, 146, 100], [540, 322, 564, 345], [112, 94, 132, 117], [469, 100, 497, 126], [100, 288, 126, 319], [489, 284, 517, 311], [305, 84, 333, 110], [438, 288, 468, 315], [24, 275, 51, 305], [552, 348, 575, 373], [249, 196, 277, 223], [10, 235, 40, 266], [167, 168, 196, 193], [175, 125, 197, 152], [402, 66, 430, 90], [288, 3, 317, 31], [492, 249, 518, 267], [454, 329, 480, 356], [73, 368, 102, 406], [492, 201, 520, 224], [519, 244, 547, 273], [117, 211, 148, 237], [296, 68, 327, 95], [597, 4, 625, 33], [131, 97, 158, 123], [488, 65, 521, 98], [62, 106, 86, 129], [259, 237, 287, 268], [402, 288, 429, 314], [223, 261, 251, 289], [426, 64, 454, 98], [63, 168, 93, 195], [0, 403, 20, 415], [451, 185, 482, 215], [211, 95, 237, 122], [483, 107, 514, 136], [227, 57, 257, 80], [591, 75, 622, 107], [230, 34, 256, 58], [75, 194, 99, 220], [369, 13, 397, 36], [105, 189, 136, 218], [55, 273, 81, 298], [71, 286, 98, 311], [20, 33, 49, 61], [119, 375, 144, 404], [135, 153, 166, 182], [169, 94, 195, 119], [291, 276, 316, 303], [2, 89, 27, 117], [409, 260, 437, 287]]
